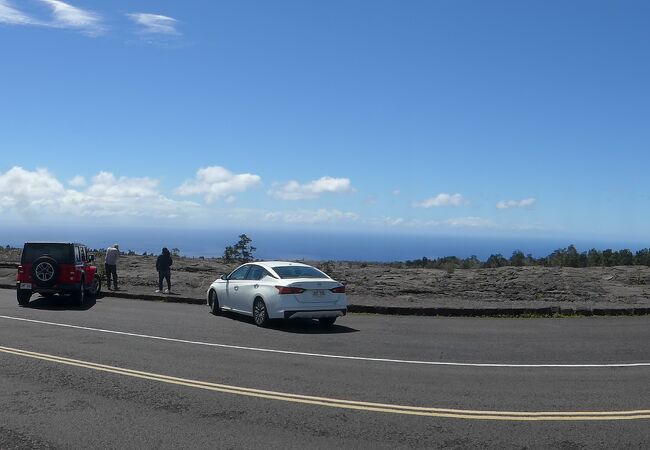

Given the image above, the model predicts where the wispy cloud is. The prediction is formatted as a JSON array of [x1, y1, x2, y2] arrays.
[[0, 0, 104, 35], [0, 0, 40, 25], [127, 12, 179, 35], [366, 215, 495, 229], [269, 177, 355, 201], [414, 193, 466, 208], [264, 209, 359, 224], [175, 166, 261, 203], [496, 198, 537, 210], [39, 0, 104, 36], [443, 216, 496, 228], [366, 216, 406, 227]]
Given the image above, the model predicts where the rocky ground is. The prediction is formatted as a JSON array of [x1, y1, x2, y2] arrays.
[[2, 248, 650, 308]]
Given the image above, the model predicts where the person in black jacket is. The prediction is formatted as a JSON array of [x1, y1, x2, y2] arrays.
[[156, 247, 173, 293]]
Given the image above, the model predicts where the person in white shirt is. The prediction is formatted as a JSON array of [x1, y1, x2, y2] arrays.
[[105, 244, 120, 290]]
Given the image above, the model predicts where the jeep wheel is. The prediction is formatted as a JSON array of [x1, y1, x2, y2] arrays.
[[31, 256, 59, 288], [86, 275, 101, 298], [72, 280, 85, 307], [17, 290, 31, 306]]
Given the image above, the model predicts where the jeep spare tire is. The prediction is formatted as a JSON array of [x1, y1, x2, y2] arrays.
[[31, 256, 59, 287]]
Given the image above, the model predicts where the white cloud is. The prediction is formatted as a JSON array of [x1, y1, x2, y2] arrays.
[[414, 193, 466, 208], [86, 171, 160, 199], [68, 175, 86, 187], [392, 190, 401, 196], [0, 167, 65, 210], [264, 209, 359, 224], [367, 216, 406, 227], [0, 0, 40, 25], [127, 13, 179, 35], [269, 176, 354, 200], [39, 0, 104, 36], [443, 216, 496, 228], [0, 166, 199, 221], [0, 0, 104, 34], [496, 198, 537, 210], [510, 223, 545, 231], [365, 215, 495, 229], [175, 166, 261, 203]]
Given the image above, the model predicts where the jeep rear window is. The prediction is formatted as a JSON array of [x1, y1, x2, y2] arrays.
[[21, 244, 74, 264], [272, 266, 329, 279]]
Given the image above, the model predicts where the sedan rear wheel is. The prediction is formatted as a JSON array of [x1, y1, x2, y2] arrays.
[[318, 317, 337, 328], [253, 298, 269, 327]]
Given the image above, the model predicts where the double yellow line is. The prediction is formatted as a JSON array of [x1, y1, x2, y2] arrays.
[[0, 345, 648, 421]]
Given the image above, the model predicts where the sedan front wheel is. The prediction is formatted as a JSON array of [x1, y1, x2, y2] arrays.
[[209, 290, 220, 315]]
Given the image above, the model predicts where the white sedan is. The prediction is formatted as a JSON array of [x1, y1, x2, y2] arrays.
[[206, 261, 347, 327]]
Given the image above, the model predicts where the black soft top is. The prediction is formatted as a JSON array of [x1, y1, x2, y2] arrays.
[[21, 242, 80, 264]]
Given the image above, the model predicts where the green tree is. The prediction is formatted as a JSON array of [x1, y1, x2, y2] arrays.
[[547, 248, 566, 267], [602, 249, 615, 266], [461, 255, 481, 269], [587, 248, 602, 267], [223, 234, 257, 262], [484, 254, 507, 268], [634, 249, 650, 266], [510, 250, 526, 267], [616, 249, 634, 266], [564, 245, 580, 267]]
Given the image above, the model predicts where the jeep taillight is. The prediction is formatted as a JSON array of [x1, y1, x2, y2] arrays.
[[16, 265, 24, 282]]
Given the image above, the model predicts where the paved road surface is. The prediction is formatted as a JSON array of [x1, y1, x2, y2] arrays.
[[0, 289, 648, 449]]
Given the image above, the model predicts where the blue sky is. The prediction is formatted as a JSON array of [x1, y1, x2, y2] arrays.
[[1, 0, 649, 245]]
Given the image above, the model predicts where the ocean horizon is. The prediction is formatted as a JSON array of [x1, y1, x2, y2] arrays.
[[1, 226, 646, 262]]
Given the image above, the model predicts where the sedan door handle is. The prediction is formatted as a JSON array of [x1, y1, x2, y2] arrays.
[[234, 286, 239, 291]]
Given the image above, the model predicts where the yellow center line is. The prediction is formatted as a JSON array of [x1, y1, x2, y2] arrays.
[[0, 345, 648, 421]]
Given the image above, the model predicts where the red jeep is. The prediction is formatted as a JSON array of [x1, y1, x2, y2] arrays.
[[16, 242, 102, 306]]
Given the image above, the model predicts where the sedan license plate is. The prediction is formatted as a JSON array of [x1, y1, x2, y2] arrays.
[[312, 289, 326, 297], [21, 283, 32, 290]]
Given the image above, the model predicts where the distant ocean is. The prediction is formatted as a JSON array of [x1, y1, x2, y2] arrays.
[[1, 226, 646, 262]]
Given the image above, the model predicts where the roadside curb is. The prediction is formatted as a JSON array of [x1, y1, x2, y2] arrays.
[[0, 284, 205, 305], [2, 284, 649, 317], [347, 304, 650, 317]]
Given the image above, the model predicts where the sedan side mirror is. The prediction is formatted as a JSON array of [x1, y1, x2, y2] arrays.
[[88, 254, 95, 262], [220, 274, 228, 280]]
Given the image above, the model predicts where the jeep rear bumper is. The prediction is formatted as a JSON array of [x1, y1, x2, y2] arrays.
[[16, 282, 82, 294]]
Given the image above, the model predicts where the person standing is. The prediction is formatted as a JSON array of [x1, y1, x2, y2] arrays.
[[105, 244, 120, 290], [156, 247, 173, 293]]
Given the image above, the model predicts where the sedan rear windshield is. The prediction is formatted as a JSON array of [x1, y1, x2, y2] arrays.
[[273, 266, 329, 279], [21, 244, 74, 264]]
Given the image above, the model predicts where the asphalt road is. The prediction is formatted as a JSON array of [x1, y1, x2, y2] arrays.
[[0, 289, 648, 449]]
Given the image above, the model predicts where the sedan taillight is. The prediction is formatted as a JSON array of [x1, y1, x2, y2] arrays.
[[330, 286, 346, 294], [276, 286, 305, 294]]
